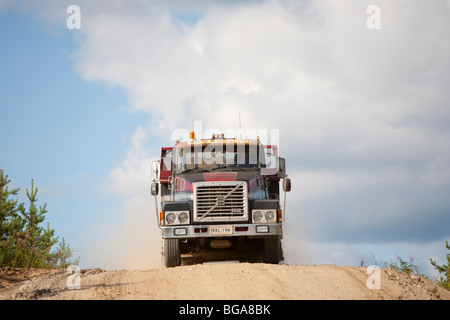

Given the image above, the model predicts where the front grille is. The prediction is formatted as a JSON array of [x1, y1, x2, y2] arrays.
[[193, 181, 248, 222]]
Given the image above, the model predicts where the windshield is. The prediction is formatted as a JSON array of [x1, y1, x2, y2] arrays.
[[174, 143, 262, 174]]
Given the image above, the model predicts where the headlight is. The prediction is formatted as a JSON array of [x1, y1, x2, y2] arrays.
[[265, 210, 276, 222], [164, 211, 190, 225], [253, 211, 263, 222], [166, 213, 177, 224], [178, 212, 189, 224], [252, 209, 277, 223]]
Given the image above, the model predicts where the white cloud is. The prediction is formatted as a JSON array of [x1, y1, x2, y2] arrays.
[[106, 127, 152, 196], [69, 1, 450, 151], [75, 0, 449, 259], [91, 127, 162, 269]]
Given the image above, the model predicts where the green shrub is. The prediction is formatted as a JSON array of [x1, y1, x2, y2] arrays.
[[389, 256, 420, 275], [430, 240, 450, 290], [0, 169, 78, 268]]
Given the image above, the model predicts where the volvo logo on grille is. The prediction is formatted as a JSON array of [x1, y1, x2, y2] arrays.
[[217, 197, 226, 206], [194, 181, 248, 222]]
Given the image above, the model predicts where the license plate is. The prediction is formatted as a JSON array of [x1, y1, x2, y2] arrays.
[[210, 226, 233, 235]]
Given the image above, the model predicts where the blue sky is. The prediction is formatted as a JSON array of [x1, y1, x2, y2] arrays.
[[0, 8, 150, 264], [1, 1, 450, 278], [0, 11, 145, 183]]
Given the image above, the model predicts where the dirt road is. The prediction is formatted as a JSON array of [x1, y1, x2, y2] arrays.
[[1, 263, 449, 300]]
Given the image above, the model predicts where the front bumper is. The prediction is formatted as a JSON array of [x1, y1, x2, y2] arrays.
[[161, 223, 282, 239]]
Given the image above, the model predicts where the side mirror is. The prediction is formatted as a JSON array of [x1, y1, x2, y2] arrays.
[[278, 158, 286, 178], [283, 178, 291, 192], [151, 160, 160, 182], [151, 182, 159, 196]]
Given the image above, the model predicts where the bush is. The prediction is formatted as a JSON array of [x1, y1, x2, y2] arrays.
[[0, 169, 78, 268], [389, 256, 420, 275], [430, 240, 450, 290]]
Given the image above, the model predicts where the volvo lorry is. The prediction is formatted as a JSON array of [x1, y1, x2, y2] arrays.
[[151, 133, 291, 267]]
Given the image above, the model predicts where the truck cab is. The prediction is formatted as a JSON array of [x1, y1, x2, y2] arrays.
[[151, 134, 290, 267]]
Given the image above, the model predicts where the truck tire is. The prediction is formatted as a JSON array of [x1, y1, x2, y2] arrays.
[[263, 236, 282, 264], [164, 238, 181, 267]]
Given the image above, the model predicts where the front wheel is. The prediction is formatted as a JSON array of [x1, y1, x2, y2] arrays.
[[263, 236, 282, 264], [163, 238, 181, 267]]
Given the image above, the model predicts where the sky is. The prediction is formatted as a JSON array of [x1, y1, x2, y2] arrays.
[[1, 0, 449, 278]]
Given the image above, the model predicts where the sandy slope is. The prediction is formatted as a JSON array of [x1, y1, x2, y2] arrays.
[[1, 263, 449, 300]]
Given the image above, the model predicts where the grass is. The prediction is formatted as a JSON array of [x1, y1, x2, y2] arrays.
[[360, 240, 449, 291]]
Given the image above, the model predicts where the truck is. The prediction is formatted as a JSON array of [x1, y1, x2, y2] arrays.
[[151, 132, 291, 267]]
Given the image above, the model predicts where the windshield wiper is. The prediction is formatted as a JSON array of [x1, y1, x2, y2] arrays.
[[211, 165, 229, 170], [177, 168, 209, 174], [178, 166, 257, 174]]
